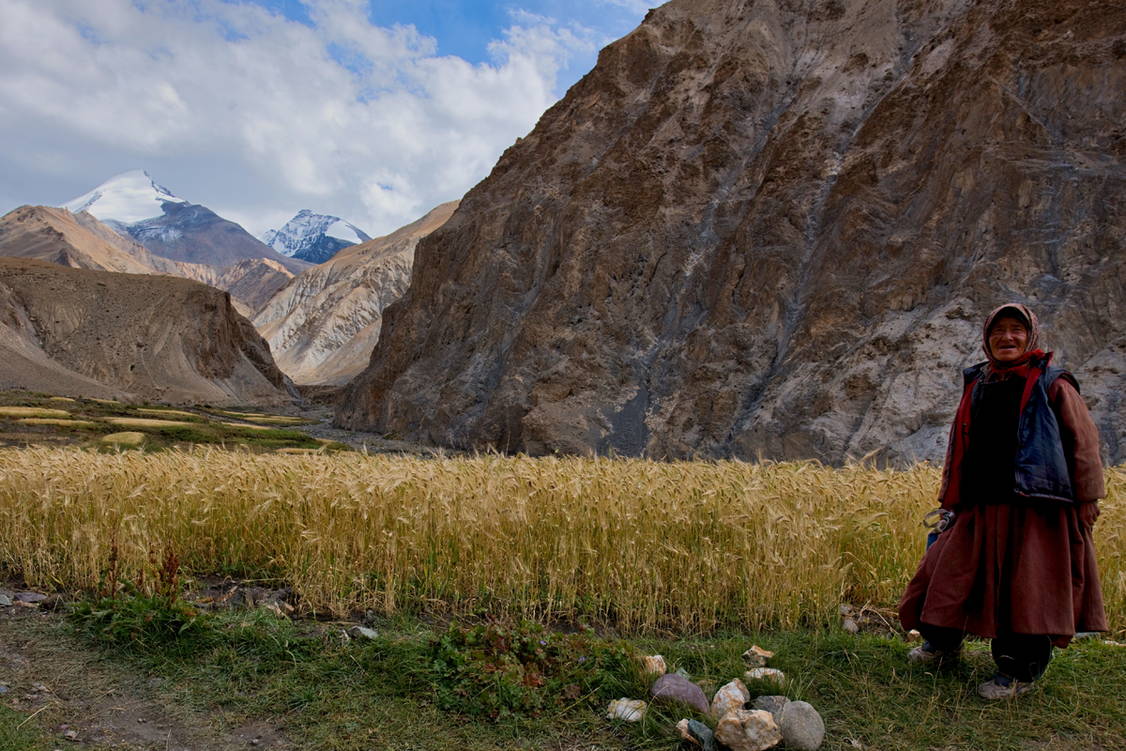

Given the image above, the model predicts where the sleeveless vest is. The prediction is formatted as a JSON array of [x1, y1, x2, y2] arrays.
[[962, 358, 1078, 503]]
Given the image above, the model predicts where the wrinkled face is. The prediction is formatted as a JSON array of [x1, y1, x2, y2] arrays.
[[988, 315, 1030, 363]]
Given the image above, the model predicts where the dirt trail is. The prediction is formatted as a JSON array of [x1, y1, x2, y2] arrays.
[[0, 602, 289, 750]]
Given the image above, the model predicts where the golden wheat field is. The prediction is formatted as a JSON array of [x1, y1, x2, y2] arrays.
[[0, 447, 1121, 635]]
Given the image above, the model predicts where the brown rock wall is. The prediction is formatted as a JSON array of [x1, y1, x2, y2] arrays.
[[339, 0, 1125, 464]]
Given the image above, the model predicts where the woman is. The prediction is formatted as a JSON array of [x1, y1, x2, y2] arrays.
[[898, 303, 1106, 699]]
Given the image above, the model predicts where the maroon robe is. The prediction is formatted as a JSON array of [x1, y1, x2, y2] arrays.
[[899, 309, 1106, 647]]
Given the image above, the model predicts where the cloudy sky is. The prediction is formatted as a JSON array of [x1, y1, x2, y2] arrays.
[[0, 0, 653, 237]]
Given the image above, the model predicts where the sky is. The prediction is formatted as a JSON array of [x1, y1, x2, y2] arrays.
[[0, 0, 654, 238]]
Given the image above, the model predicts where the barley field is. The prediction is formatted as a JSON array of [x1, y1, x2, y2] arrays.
[[0, 447, 1121, 634]]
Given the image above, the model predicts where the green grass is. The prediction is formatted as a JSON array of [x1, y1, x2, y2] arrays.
[[62, 593, 1126, 751], [0, 705, 46, 751]]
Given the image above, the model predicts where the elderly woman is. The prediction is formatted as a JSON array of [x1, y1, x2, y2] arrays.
[[898, 303, 1106, 699]]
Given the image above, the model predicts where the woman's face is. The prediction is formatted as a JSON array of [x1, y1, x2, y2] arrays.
[[988, 316, 1029, 362]]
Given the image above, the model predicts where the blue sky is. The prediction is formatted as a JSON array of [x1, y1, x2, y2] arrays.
[[0, 0, 653, 236]]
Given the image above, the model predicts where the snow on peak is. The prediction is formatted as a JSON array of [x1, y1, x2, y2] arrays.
[[261, 210, 371, 261], [325, 219, 365, 244], [62, 169, 186, 224]]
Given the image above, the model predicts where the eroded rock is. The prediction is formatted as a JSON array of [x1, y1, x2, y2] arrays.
[[710, 678, 749, 719], [714, 708, 783, 751]]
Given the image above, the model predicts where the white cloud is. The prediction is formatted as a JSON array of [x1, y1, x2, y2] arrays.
[[0, 0, 614, 236]]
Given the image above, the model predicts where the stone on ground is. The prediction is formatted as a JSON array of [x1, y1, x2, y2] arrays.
[[742, 644, 774, 667], [676, 718, 718, 751], [710, 678, 750, 718], [779, 700, 825, 750], [651, 673, 709, 714], [714, 708, 783, 751], [605, 698, 646, 722], [642, 654, 667, 675], [752, 695, 789, 721]]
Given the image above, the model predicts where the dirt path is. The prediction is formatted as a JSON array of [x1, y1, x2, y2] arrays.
[[0, 599, 289, 751]]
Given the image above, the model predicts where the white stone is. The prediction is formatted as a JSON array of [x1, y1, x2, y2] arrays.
[[642, 654, 667, 675], [606, 698, 646, 722], [710, 678, 749, 718], [714, 709, 783, 751], [744, 667, 785, 686]]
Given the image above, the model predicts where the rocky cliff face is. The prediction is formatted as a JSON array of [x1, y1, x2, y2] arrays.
[[0, 258, 297, 406], [338, 0, 1125, 464], [255, 202, 457, 385]]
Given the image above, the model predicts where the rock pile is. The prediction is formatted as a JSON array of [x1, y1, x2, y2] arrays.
[[607, 647, 826, 750]]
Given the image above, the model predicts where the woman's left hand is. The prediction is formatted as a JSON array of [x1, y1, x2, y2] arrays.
[[1079, 501, 1100, 531]]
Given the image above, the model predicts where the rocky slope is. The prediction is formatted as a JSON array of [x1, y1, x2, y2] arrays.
[[0, 258, 297, 406], [339, 0, 1125, 464], [0, 205, 179, 275], [0, 206, 295, 316], [255, 202, 457, 385]]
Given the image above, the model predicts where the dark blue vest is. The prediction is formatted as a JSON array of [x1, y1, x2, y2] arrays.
[[962, 358, 1078, 503]]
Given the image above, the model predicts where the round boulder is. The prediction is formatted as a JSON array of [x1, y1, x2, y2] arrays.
[[779, 700, 825, 751], [650, 673, 709, 714]]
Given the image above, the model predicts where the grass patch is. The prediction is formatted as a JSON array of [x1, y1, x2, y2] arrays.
[[67, 595, 657, 750], [101, 431, 146, 446], [63, 592, 1126, 751], [220, 421, 273, 430], [104, 417, 197, 429], [0, 406, 71, 418], [214, 410, 311, 426], [0, 705, 46, 751], [136, 408, 205, 420], [0, 392, 328, 454]]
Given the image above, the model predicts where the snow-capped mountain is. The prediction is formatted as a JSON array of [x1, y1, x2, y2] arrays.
[[261, 210, 371, 264], [60, 171, 309, 275], [62, 169, 186, 226]]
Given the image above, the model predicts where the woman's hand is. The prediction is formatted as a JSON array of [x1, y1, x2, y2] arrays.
[[1079, 501, 1100, 531]]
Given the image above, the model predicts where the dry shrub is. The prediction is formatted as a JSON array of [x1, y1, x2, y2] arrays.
[[0, 447, 1120, 635]]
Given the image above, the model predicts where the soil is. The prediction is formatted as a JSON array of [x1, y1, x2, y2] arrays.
[[0, 601, 290, 750]]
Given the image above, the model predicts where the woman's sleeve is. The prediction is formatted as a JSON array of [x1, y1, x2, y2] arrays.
[[1049, 377, 1106, 503]]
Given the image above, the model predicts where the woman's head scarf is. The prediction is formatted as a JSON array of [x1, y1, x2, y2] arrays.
[[981, 302, 1041, 368]]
